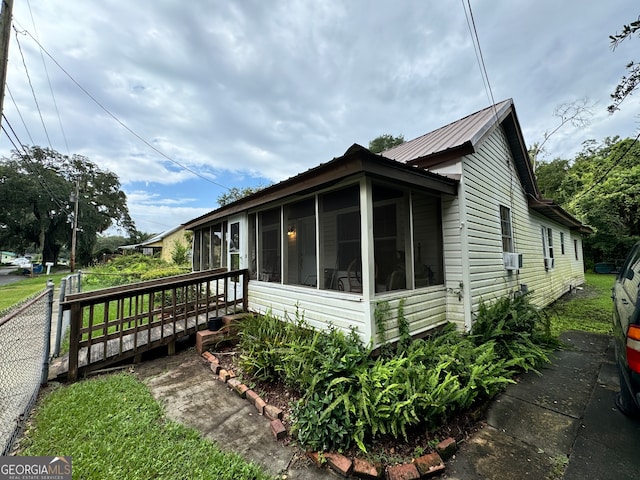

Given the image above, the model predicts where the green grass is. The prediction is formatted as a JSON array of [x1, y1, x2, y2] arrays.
[[18, 373, 274, 480], [546, 272, 615, 335], [0, 272, 68, 313]]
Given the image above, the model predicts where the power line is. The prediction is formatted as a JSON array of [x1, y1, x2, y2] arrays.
[[5, 84, 35, 145], [16, 26, 231, 191], [13, 26, 53, 149], [571, 132, 640, 203], [2, 114, 71, 213], [25, 0, 70, 154]]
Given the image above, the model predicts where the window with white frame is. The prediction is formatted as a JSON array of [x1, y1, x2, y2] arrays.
[[500, 205, 513, 253], [541, 226, 554, 269]]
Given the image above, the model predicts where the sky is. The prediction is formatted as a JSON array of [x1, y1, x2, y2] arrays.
[[1, 0, 639, 236]]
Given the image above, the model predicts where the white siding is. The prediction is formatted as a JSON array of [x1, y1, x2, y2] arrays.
[[248, 282, 448, 347], [451, 127, 586, 323], [249, 282, 370, 341]]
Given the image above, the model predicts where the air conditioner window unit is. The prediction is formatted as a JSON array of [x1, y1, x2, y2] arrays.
[[503, 252, 523, 271], [544, 257, 555, 270]]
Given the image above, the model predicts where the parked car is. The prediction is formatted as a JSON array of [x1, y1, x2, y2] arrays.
[[612, 242, 640, 418], [10, 256, 32, 268]]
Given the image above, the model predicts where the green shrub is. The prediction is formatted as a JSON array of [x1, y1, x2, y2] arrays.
[[470, 292, 559, 371], [239, 311, 523, 453]]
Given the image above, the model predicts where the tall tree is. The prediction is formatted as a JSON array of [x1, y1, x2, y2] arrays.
[[216, 186, 266, 207], [0, 147, 135, 265], [368, 134, 405, 154], [609, 16, 640, 112]]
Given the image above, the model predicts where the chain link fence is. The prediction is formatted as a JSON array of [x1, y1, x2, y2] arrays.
[[0, 284, 54, 455]]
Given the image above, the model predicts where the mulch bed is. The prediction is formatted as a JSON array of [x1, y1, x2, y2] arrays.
[[209, 345, 490, 465]]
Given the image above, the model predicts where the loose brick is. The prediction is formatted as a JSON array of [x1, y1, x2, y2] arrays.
[[270, 419, 287, 440], [218, 369, 230, 382], [307, 452, 323, 466], [209, 361, 220, 375], [264, 404, 283, 421], [324, 452, 352, 477], [227, 369, 236, 379], [254, 396, 266, 415], [196, 330, 222, 353], [352, 457, 383, 479], [436, 437, 457, 460], [413, 452, 445, 477], [201, 351, 215, 362], [246, 389, 259, 404], [227, 378, 248, 398], [386, 463, 420, 480]]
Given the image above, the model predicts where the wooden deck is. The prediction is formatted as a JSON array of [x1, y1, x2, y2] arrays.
[[56, 269, 249, 380]]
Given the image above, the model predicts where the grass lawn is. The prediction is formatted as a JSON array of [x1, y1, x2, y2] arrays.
[[18, 373, 274, 480], [0, 272, 68, 313], [546, 272, 615, 336]]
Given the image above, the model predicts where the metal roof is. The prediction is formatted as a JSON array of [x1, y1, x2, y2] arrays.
[[382, 99, 513, 164]]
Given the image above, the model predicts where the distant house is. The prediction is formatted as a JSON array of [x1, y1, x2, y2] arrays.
[[120, 225, 191, 263], [1, 251, 17, 264], [184, 99, 591, 345]]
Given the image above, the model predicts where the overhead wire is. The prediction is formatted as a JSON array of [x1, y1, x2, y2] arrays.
[[15, 25, 231, 191], [570, 132, 640, 203], [25, 0, 70, 154], [5, 84, 35, 145], [12, 26, 53, 149], [1, 115, 71, 213]]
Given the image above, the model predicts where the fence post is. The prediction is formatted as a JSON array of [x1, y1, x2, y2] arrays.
[[54, 277, 67, 357], [68, 302, 82, 381], [77, 270, 82, 293], [41, 280, 54, 386]]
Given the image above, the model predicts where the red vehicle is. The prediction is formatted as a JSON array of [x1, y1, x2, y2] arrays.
[[612, 242, 640, 418]]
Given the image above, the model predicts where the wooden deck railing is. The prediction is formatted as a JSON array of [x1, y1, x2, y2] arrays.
[[61, 268, 248, 380]]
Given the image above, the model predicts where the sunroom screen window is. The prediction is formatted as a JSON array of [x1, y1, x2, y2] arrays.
[[259, 208, 281, 282], [373, 184, 408, 292], [285, 198, 317, 287], [320, 185, 361, 292], [412, 193, 444, 286]]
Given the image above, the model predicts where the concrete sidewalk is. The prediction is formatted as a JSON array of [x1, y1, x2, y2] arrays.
[[132, 331, 640, 479], [447, 331, 640, 480]]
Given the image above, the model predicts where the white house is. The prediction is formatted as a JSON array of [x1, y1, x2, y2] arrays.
[[184, 99, 591, 345]]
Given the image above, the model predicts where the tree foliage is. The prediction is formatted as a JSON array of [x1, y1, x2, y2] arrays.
[[0, 146, 135, 265], [368, 134, 405, 154], [216, 186, 266, 207], [535, 137, 640, 264], [609, 16, 640, 113]]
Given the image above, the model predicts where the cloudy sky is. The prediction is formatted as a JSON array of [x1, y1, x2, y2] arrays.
[[2, 1, 638, 235]]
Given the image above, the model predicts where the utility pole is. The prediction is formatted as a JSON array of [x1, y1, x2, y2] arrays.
[[70, 179, 79, 272], [0, 0, 14, 130]]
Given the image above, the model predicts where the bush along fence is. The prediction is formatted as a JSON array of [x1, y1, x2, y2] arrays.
[[0, 282, 54, 455]]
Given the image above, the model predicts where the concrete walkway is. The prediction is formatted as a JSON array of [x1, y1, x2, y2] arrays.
[[133, 348, 334, 479], [131, 330, 640, 479], [447, 331, 640, 479]]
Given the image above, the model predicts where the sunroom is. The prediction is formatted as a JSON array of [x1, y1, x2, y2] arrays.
[[185, 145, 459, 344]]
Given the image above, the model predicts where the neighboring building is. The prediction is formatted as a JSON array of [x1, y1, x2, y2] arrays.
[[184, 99, 591, 346], [120, 226, 191, 263], [1, 251, 17, 264]]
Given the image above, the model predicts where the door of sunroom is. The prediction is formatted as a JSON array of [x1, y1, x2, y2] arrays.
[[227, 215, 246, 300]]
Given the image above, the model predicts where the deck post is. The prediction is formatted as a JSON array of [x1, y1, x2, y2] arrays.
[[68, 302, 82, 381], [243, 270, 249, 312]]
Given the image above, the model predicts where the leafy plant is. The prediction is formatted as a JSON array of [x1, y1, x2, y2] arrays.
[[470, 292, 559, 371]]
